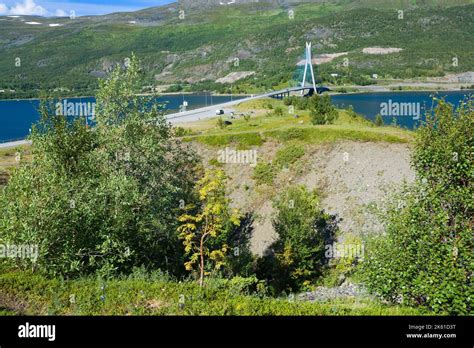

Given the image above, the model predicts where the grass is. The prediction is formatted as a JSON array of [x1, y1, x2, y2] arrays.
[[0, 269, 425, 316], [0, 146, 31, 184], [181, 98, 414, 147], [253, 162, 276, 186], [188, 132, 264, 149], [266, 126, 410, 144], [274, 144, 305, 168]]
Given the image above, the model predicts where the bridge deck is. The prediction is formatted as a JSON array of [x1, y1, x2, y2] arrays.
[[0, 87, 315, 148], [167, 86, 312, 123]]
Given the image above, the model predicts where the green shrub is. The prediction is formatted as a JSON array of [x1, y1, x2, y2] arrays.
[[0, 56, 199, 278], [296, 97, 310, 110], [274, 144, 305, 168], [347, 105, 357, 119], [174, 126, 193, 137], [361, 99, 473, 315], [283, 97, 293, 106], [322, 233, 364, 287], [310, 95, 338, 125], [273, 106, 284, 117], [252, 162, 275, 185], [257, 186, 338, 293], [374, 114, 384, 127], [283, 96, 309, 110], [217, 117, 226, 129]]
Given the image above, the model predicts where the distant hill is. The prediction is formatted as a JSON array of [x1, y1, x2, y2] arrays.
[[0, 0, 473, 97]]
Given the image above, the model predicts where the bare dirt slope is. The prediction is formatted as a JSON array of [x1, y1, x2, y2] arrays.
[[193, 140, 415, 256], [296, 142, 415, 237]]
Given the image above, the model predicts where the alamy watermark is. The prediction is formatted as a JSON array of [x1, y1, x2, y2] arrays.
[[380, 100, 421, 120], [55, 99, 96, 118], [18, 322, 55, 342], [0, 244, 38, 262], [217, 147, 258, 167], [325, 242, 365, 259]]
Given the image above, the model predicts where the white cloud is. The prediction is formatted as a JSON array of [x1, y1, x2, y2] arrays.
[[0, 0, 68, 17], [54, 8, 66, 17], [9, 0, 47, 16]]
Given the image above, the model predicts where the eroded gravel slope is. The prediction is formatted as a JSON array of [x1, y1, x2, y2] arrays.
[[193, 141, 415, 255]]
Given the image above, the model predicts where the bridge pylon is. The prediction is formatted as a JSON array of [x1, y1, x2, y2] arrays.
[[301, 42, 317, 95]]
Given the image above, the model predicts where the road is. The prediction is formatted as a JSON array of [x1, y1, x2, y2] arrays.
[[0, 140, 31, 149], [0, 86, 308, 149], [167, 87, 306, 123]]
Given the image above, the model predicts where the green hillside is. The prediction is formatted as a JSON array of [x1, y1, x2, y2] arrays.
[[0, 0, 473, 98]]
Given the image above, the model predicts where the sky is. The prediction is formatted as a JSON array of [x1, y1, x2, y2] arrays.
[[0, 0, 175, 17]]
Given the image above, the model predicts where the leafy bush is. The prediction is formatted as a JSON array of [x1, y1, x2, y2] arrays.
[[211, 212, 256, 278], [283, 97, 293, 106], [0, 56, 200, 278], [252, 162, 275, 185], [217, 117, 226, 129], [283, 96, 309, 110], [257, 186, 338, 293], [374, 114, 384, 127], [361, 99, 473, 315], [310, 95, 338, 125], [274, 144, 305, 168], [296, 97, 310, 110], [323, 233, 363, 287], [174, 126, 193, 137], [273, 106, 284, 117], [178, 170, 241, 286]]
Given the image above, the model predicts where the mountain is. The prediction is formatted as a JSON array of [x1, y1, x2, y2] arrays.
[[0, 0, 473, 98]]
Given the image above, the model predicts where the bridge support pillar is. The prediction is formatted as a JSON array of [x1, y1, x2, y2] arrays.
[[301, 42, 317, 94]]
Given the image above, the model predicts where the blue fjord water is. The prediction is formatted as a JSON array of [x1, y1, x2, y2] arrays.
[[0, 94, 245, 143], [0, 90, 471, 143], [330, 90, 472, 129]]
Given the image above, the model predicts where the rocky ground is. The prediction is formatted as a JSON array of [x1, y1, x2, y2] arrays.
[[297, 282, 371, 302], [193, 140, 415, 256]]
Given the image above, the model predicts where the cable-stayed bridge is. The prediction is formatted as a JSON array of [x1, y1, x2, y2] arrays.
[[169, 42, 328, 123], [167, 86, 328, 124], [1, 43, 325, 147]]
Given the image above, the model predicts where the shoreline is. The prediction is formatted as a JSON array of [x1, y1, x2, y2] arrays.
[[0, 93, 250, 102], [328, 88, 474, 96], [0, 140, 31, 149], [1, 89, 472, 147], [1, 83, 473, 102]]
